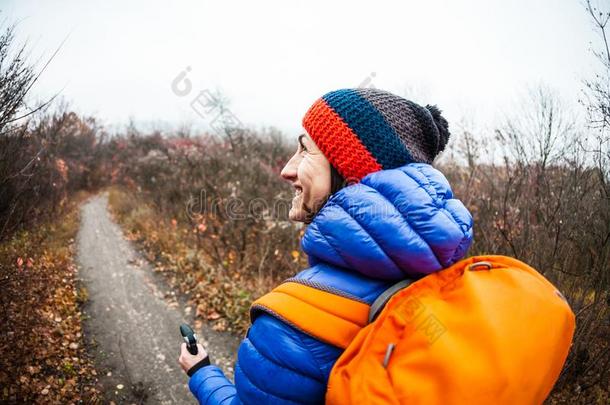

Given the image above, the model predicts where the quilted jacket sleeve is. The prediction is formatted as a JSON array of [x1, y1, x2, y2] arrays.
[[189, 365, 238, 404], [189, 313, 342, 405]]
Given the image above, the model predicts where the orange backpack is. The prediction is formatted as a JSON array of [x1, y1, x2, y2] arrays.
[[251, 255, 575, 404]]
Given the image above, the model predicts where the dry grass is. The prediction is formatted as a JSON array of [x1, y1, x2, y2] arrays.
[[0, 194, 102, 404]]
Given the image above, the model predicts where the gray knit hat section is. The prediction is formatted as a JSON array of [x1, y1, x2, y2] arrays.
[[356, 88, 443, 164]]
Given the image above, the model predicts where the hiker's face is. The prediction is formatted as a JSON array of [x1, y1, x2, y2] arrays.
[[281, 133, 331, 223]]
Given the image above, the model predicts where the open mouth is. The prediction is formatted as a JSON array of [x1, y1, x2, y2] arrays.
[[294, 185, 303, 197]]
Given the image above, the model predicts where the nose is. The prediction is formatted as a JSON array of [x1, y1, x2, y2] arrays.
[[280, 153, 300, 182]]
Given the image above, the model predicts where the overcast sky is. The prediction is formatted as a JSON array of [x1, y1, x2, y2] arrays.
[[1, 0, 602, 137]]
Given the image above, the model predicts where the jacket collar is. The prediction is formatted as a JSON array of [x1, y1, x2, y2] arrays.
[[301, 163, 473, 281]]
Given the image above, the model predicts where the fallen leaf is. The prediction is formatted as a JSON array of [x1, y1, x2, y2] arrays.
[[207, 311, 221, 321]]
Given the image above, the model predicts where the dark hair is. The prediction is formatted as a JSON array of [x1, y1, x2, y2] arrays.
[[330, 164, 345, 195]]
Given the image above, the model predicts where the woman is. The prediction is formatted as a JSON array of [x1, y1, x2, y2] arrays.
[[179, 88, 474, 404]]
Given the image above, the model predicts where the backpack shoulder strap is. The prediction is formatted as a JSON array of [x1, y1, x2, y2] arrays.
[[368, 278, 414, 323], [250, 280, 370, 349]]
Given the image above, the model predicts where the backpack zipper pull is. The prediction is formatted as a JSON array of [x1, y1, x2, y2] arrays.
[[383, 343, 396, 368]]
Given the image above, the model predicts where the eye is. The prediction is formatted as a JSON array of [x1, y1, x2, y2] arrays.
[[298, 137, 308, 154]]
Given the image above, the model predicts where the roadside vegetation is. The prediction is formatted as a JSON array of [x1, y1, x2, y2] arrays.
[[0, 23, 103, 403], [0, 198, 102, 403]]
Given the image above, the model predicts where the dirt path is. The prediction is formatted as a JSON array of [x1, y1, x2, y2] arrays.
[[77, 194, 240, 404]]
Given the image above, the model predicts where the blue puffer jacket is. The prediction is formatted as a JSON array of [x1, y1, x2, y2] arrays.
[[188, 163, 473, 404]]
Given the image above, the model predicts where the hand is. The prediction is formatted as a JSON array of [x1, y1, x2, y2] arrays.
[[178, 343, 208, 374]]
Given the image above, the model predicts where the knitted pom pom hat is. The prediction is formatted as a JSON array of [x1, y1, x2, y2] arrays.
[[302, 88, 450, 181]]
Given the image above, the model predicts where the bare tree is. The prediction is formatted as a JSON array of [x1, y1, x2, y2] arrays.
[[583, 0, 610, 198], [497, 85, 575, 169], [0, 24, 35, 135]]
